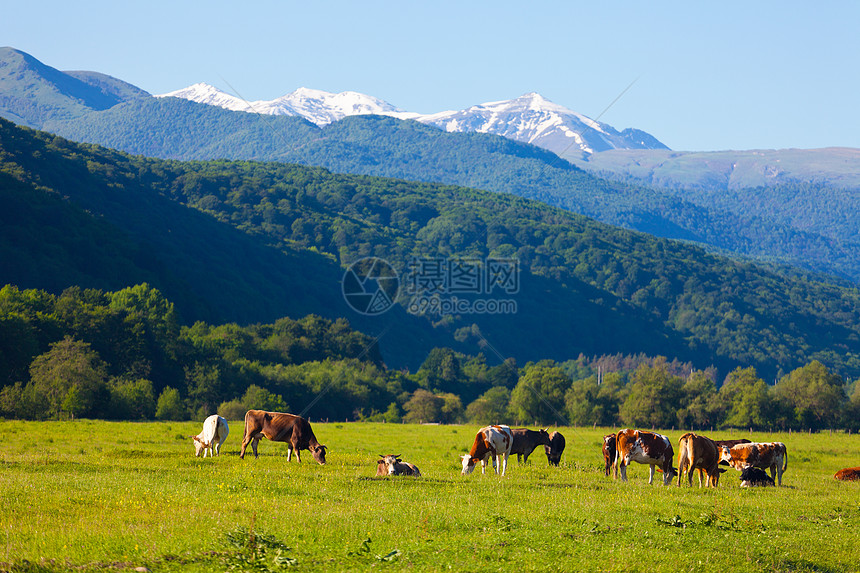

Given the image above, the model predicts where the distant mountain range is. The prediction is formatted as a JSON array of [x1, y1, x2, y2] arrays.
[[3, 46, 860, 286]]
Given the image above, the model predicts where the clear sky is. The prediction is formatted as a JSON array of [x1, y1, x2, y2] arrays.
[[3, 1, 858, 151]]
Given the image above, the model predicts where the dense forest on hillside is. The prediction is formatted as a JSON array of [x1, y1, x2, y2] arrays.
[[42, 101, 860, 283], [3, 119, 860, 382], [1, 284, 858, 431]]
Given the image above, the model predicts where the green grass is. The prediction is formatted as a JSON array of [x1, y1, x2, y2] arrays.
[[1, 421, 858, 572]]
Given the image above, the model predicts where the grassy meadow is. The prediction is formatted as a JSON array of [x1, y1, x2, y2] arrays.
[[1, 420, 858, 572]]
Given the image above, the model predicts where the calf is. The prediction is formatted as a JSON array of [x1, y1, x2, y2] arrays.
[[191, 414, 229, 458], [377, 454, 421, 476], [602, 433, 617, 476], [461, 425, 513, 476], [834, 467, 860, 481], [239, 409, 327, 464], [676, 432, 722, 488], [740, 466, 775, 487], [719, 442, 787, 486], [614, 429, 677, 485], [545, 431, 566, 466], [510, 428, 552, 463]]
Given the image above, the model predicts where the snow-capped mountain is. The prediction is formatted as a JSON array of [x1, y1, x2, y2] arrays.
[[157, 83, 416, 126], [158, 84, 668, 157]]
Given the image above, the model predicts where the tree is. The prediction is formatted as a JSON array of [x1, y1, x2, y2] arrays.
[[619, 359, 684, 428], [28, 336, 109, 419], [719, 367, 774, 430], [403, 389, 443, 423], [155, 386, 187, 421], [774, 361, 844, 430], [466, 386, 511, 424], [509, 364, 570, 425], [109, 378, 156, 420], [676, 370, 723, 429]]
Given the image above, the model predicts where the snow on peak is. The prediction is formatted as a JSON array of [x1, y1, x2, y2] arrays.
[[158, 85, 667, 156]]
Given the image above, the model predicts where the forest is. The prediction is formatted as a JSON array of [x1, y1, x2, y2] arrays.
[[1, 283, 858, 430]]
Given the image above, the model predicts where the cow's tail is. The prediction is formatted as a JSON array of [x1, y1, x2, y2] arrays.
[[782, 446, 788, 473]]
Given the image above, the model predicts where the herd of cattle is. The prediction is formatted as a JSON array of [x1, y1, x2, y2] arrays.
[[189, 411, 860, 485]]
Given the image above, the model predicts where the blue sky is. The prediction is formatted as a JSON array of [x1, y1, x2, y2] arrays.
[[4, 1, 858, 151]]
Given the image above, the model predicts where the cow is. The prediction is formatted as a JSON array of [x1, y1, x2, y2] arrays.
[[601, 433, 617, 476], [614, 429, 677, 485], [714, 438, 752, 466], [461, 425, 514, 476], [377, 454, 421, 477], [676, 432, 722, 488], [510, 428, 552, 463], [740, 466, 775, 487], [545, 431, 566, 466], [834, 467, 860, 481], [719, 442, 787, 486], [239, 410, 327, 464], [191, 414, 229, 458]]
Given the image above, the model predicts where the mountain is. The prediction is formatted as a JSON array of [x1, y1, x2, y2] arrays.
[[157, 83, 668, 157], [3, 119, 860, 380], [573, 147, 860, 190], [0, 46, 148, 127]]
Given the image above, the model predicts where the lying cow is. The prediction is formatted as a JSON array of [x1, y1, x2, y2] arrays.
[[676, 432, 722, 488], [377, 454, 421, 477], [510, 428, 552, 463], [191, 414, 229, 457], [740, 466, 775, 487], [461, 424, 513, 476], [239, 409, 327, 464], [834, 467, 860, 481], [614, 429, 677, 485], [602, 433, 617, 476], [545, 431, 566, 466], [719, 442, 787, 486]]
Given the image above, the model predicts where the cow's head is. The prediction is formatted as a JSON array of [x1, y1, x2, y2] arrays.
[[719, 445, 733, 465], [312, 444, 327, 465], [461, 453, 478, 475], [379, 454, 402, 475], [191, 435, 208, 457], [663, 466, 678, 485]]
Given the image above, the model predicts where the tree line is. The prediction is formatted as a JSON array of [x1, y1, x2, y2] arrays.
[[1, 283, 857, 431]]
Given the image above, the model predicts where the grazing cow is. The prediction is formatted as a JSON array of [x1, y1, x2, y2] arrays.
[[719, 442, 787, 486], [461, 425, 514, 476], [377, 454, 421, 477], [239, 410, 327, 464], [676, 432, 722, 488], [740, 466, 775, 487], [545, 431, 566, 466], [614, 429, 677, 485], [834, 467, 860, 481], [714, 438, 752, 466], [191, 414, 229, 457], [601, 433, 617, 476], [510, 428, 552, 463]]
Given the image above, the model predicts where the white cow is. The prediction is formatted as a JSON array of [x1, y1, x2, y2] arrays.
[[461, 425, 514, 476], [191, 414, 229, 457]]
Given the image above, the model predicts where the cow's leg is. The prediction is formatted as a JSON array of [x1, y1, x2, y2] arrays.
[[240, 435, 251, 459], [251, 436, 260, 458], [773, 464, 781, 486], [697, 468, 703, 488], [523, 451, 530, 463], [500, 452, 509, 476], [618, 462, 628, 482], [648, 464, 655, 485], [294, 447, 302, 463]]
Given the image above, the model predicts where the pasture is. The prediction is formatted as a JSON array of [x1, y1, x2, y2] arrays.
[[0, 420, 858, 572]]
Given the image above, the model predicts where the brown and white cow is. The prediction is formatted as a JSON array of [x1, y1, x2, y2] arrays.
[[377, 454, 421, 477], [239, 410, 327, 464], [719, 442, 787, 486], [833, 467, 860, 481], [545, 431, 566, 466], [676, 432, 722, 488], [461, 425, 514, 476], [510, 428, 552, 463], [614, 429, 677, 485], [191, 414, 229, 457], [714, 438, 752, 466], [602, 433, 617, 477]]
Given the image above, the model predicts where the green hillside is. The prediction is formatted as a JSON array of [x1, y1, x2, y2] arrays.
[[2, 119, 860, 382]]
